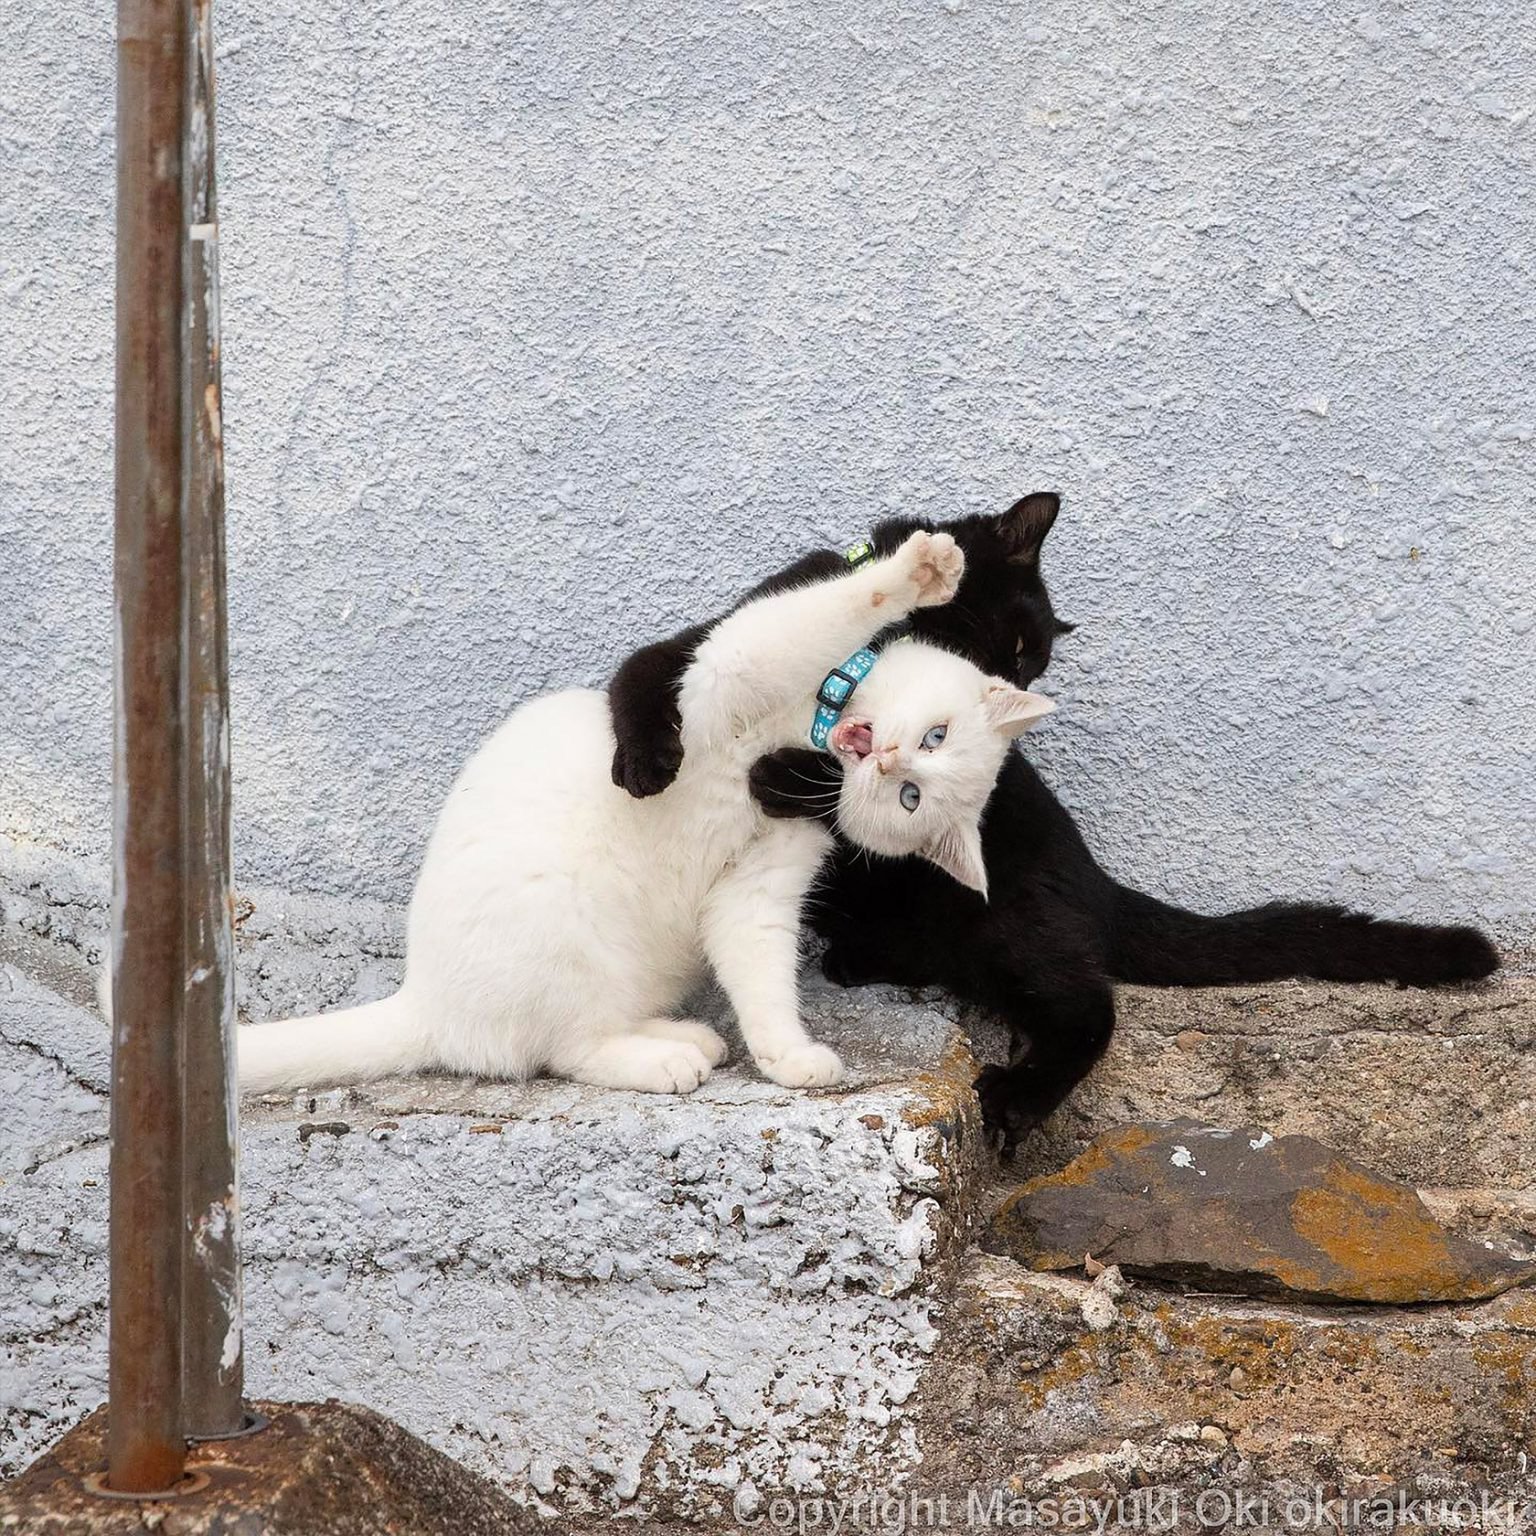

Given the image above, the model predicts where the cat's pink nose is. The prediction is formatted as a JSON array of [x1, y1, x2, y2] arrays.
[[873, 747, 900, 774]]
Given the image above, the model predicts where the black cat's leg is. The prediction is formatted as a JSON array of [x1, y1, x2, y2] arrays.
[[820, 936, 932, 989], [973, 983, 1116, 1155], [608, 627, 705, 798], [608, 549, 846, 800], [748, 762, 951, 988], [804, 845, 955, 990]]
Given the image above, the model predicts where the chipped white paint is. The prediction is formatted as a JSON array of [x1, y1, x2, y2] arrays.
[[891, 1125, 943, 1188], [189, 1189, 232, 1253], [218, 1310, 241, 1374], [188, 1186, 244, 1377], [1170, 1145, 1208, 1177], [1250, 1131, 1275, 1152]]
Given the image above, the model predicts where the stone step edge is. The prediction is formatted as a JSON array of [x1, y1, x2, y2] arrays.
[[906, 1250, 1536, 1503]]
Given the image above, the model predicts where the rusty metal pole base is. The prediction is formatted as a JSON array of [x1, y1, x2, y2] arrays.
[[0, 1401, 542, 1535]]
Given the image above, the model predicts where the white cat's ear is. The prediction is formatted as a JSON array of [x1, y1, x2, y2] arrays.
[[984, 684, 1055, 739], [924, 823, 988, 898]]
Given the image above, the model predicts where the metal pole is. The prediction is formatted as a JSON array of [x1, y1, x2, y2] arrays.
[[111, 0, 190, 1494], [180, 0, 243, 1440]]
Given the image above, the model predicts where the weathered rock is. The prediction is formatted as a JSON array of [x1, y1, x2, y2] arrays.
[[985, 1121, 1536, 1304], [912, 1252, 1536, 1510], [0, 1401, 540, 1534]]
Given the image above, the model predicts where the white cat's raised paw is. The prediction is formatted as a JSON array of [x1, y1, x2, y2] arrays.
[[895, 530, 964, 609], [757, 1041, 846, 1089]]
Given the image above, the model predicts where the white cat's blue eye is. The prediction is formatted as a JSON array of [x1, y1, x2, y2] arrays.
[[899, 781, 921, 813], [921, 724, 948, 751]]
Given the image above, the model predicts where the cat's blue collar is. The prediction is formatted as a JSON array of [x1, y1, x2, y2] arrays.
[[808, 537, 880, 750], [809, 647, 878, 751]]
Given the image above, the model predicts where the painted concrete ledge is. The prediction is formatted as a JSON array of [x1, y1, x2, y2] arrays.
[[0, 966, 985, 1522], [5, 835, 1531, 1196]]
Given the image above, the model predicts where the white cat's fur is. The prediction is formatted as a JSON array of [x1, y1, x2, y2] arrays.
[[237, 532, 1053, 1097]]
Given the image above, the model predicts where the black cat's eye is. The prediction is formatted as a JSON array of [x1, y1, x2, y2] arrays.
[[921, 724, 948, 751], [899, 781, 921, 813]]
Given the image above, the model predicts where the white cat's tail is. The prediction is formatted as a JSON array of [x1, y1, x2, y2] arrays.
[[237, 993, 428, 1095]]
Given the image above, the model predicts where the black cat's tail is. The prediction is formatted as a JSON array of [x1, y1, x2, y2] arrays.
[[1107, 885, 1500, 989]]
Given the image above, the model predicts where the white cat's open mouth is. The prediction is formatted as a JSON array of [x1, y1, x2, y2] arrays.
[[828, 718, 874, 762]]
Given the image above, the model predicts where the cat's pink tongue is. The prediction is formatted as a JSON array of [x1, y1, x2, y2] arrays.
[[830, 719, 873, 760]]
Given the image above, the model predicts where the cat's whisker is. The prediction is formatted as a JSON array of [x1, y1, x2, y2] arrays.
[[781, 765, 843, 788]]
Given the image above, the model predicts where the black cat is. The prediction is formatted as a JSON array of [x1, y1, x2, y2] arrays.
[[608, 496, 1500, 1148]]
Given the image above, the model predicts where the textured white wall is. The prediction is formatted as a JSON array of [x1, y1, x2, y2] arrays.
[[2, 0, 1532, 937]]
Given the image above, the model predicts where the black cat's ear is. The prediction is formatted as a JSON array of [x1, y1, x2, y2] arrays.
[[995, 492, 1061, 566]]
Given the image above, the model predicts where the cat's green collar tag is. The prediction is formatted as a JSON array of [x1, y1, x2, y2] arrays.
[[810, 646, 878, 751], [844, 539, 876, 568]]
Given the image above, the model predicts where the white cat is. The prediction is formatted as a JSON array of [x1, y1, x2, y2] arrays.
[[237, 532, 1053, 1097]]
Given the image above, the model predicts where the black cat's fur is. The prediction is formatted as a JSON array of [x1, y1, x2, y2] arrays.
[[608, 496, 1500, 1148]]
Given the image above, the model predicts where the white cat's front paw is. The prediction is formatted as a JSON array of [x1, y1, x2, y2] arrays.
[[573, 1036, 715, 1094], [638, 1042, 714, 1093], [636, 1018, 730, 1067], [757, 1041, 846, 1089], [892, 530, 964, 609]]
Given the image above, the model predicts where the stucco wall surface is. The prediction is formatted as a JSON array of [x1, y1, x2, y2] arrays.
[[2, 0, 1533, 936]]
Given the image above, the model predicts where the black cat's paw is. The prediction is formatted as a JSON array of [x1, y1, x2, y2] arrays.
[[611, 735, 685, 799], [821, 944, 880, 988], [973, 1065, 1044, 1158], [749, 749, 840, 823]]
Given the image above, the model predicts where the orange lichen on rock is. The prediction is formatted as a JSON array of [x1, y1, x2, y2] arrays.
[[984, 1120, 1536, 1304], [904, 1035, 982, 1130], [1290, 1159, 1493, 1302]]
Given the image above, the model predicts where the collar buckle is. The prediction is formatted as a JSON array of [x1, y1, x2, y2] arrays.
[[816, 667, 863, 711], [809, 646, 879, 752]]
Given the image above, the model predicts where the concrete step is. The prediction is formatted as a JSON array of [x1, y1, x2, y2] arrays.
[[912, 1251, 1536, 1511], [1, 967, 989, 1523], [975, 974, 1536, 1196], [5, 890, 1535, 1524], [5, 851, 1531, 1195]]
